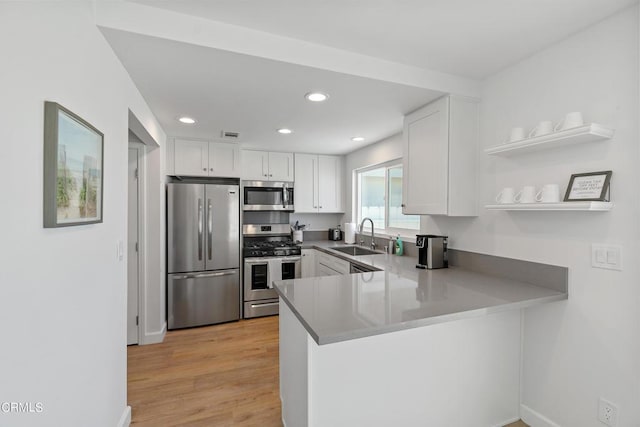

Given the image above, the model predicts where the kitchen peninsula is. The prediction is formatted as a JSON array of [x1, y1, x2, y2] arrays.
[[274, 245, 568, 427]]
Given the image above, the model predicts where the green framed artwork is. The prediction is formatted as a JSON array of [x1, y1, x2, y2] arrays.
[[43, 101, 104, 227]]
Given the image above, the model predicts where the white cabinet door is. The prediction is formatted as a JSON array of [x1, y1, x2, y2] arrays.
[[318, 155, 343, 213], [208, 142, 240, 177], [402, 96, 449, 215], [316, 251, 350, 275], [301, 249, 316, 278], [174, 139, 208, 176], [269, 152, 295, 181], [294, 154, 318, 213], [402, 95, 478, 216], [242, 150, 268, 180]]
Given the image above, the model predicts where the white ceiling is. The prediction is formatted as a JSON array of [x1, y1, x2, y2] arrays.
[[102, 29, 444, 154], [131, 0, 637, 79], [105, 0, 636, 155]]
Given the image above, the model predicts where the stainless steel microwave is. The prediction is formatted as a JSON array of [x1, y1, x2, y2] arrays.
[[242, 181, 294, 211]]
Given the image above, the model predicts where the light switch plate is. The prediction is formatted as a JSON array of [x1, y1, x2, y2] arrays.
[[591, 244, 622, 271], [117, 240, 124, 262]]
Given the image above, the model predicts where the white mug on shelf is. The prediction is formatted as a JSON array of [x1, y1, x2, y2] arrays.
[[528, 121, 554, 138], [514, 186, 537, 204], [496, 187, 515, 204], [535, 184, 561, 203], [507, 127, 526, 143], [554, 112, 584, 131]]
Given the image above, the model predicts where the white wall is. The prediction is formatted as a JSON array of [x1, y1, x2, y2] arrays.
[[289, 213, 343, 232], [423, 6, 640, 426], [0, 2, 165, 426], [342, 133, 404, 226]]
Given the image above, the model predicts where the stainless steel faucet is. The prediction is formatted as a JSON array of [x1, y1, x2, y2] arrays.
[[358, 217, 376, 250]]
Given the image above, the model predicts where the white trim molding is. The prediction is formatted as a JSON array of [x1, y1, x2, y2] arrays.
[[520, 404, 562, 427], [142, 321, 167, 345], [117, 406, 131, 427]]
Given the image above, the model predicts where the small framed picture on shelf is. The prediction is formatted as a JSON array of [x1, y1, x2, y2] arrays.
[[563, 171, 612, 202]]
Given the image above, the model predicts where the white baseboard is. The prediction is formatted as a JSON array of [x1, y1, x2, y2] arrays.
[[117, 406, 131, 427], [520, 404, 562, 427], [492, 416, 520, 427], [141, 322, 166, 345]]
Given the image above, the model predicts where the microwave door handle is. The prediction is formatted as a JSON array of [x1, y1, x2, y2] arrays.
[[207, 199, 213, 261], [282, 184, 288, 208], [197, 198, 203, 261]]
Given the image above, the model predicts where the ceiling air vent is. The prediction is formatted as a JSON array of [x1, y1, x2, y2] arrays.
[[221, 130, 240, 140]]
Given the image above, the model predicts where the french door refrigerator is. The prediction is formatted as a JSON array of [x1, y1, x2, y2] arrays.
[[167, 181, 240, 329]]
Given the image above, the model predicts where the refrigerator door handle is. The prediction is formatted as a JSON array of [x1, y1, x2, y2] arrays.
[[172, 270, 238, 280], [208, 199, 213, 261], [197, 198, 203, 261]]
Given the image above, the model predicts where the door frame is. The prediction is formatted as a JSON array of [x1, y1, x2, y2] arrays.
[[128, 142, 147, 345]]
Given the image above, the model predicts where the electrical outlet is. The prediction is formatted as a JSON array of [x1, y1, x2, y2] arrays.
[[598, 398, 619, 426]]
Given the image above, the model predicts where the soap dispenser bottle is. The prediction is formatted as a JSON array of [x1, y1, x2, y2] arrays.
[[394, 235, 404, 256]]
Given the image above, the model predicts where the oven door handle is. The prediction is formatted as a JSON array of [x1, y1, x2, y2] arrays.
[[282, 256, 301, 262], [244, 258, 270, 265], [250, 302, 279, 309]]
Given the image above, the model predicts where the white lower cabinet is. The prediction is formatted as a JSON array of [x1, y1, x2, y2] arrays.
[[301, 249, 316, 278], [315, 251, 350, 276]]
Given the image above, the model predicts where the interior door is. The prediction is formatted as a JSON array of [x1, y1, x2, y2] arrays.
[[127, 148, 139, 345], [205, 184, 239, 270]]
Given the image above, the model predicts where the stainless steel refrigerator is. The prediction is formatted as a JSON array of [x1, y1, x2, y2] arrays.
[[167, 181, 240, 329]]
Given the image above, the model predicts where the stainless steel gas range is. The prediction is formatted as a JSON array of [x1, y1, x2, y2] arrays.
[[242, 224, 301, 318]]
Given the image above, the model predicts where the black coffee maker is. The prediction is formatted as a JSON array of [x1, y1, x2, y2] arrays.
[[416, 235, 448, 269]]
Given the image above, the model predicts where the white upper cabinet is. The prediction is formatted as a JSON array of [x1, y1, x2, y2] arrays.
[[318, 155, 343, 213], [402, 95, 479, 216], [295, 153, 344, 213], [174, 139, 208, 176], [241, 150, 268, 180], [268, 152, 295, 181], [294, 154, 317, 212], [241, 150, 294, 181], [172, 139, 240, 178], [208, 142, 241, 177]]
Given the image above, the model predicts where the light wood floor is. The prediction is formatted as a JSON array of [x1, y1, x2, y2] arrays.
[[128, 316, 282, 426], [128, 316, 529, 427]]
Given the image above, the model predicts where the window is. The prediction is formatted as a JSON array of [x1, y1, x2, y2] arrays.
[[356, 161, 419, 233]]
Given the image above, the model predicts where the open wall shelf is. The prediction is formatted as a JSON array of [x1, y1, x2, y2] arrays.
[[485, 123, 614, 156], [485, 202, 613, 211]]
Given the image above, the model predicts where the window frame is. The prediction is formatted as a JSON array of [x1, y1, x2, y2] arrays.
[[355, 159, 420, 236]]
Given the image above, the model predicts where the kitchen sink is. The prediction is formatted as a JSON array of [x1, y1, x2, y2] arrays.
[[331, 246, 381, 256]]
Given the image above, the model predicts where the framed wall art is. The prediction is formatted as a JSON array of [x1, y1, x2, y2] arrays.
[[563, 170, 612, 202], [43, 101, 104, 227]]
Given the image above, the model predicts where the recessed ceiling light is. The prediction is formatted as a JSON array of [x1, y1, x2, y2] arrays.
[[278, 128, 293, 134], [305, 92, 329, 102], [351, 136, 365, 142], [178, 116, 196, 124]]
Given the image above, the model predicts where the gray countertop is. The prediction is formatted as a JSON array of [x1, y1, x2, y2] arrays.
[[274, 241, 568, 345]]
